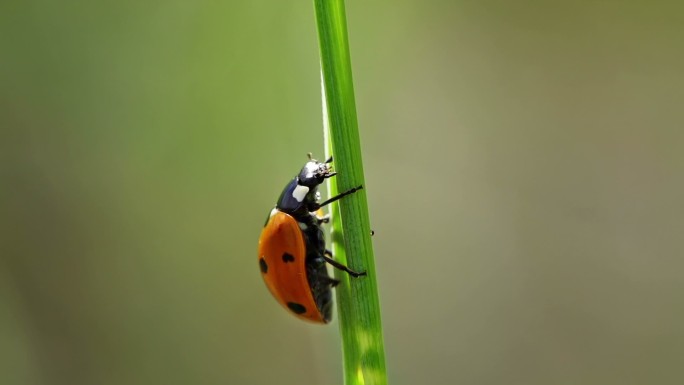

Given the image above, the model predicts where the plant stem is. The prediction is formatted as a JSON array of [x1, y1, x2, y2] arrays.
[[313, 1, 387, 385]]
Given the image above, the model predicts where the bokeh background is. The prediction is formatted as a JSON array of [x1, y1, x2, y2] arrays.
[[2, 1, 683, 384]]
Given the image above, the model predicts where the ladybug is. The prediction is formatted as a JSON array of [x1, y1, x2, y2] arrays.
[[258, 154, 366, 323]]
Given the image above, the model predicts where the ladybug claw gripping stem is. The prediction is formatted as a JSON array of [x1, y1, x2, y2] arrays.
[[314, 185, 363, 210], [323, 251, 367, 278]]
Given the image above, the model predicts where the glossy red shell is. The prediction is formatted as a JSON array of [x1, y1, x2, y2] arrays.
[[258, 211, 326, 323]]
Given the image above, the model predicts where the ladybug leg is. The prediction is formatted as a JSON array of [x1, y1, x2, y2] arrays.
[[313, 185, 363, 210], [316, 213, 330, 225], [314, 273, 340, 288], [323, 250, 367, 278]]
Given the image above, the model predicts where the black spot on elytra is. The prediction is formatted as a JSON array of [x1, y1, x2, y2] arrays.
[[282, 252, 295, 263], [259, 258, 268, 273], [287, 302, 306, 314]]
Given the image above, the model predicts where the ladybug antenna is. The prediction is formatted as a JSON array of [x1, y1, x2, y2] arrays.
[[325, 156, 333, 164], [307, 152, 314, 161]]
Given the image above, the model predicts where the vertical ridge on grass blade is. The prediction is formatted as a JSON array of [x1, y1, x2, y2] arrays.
[[314, 1, 387, 385]]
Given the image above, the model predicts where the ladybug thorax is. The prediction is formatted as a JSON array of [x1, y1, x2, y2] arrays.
[[275, 160, 331, 218]]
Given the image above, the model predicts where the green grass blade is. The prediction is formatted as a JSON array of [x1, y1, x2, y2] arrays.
[[313, 1, 387, 385]]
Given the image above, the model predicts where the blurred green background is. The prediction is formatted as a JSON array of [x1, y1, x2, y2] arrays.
[[2, 1, 683, 384]]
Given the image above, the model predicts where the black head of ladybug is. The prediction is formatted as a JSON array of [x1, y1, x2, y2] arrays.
[[297, 155, 336, 187], [276, 155, 336, 217]]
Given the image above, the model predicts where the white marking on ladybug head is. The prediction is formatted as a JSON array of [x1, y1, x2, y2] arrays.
[[304, 161, 319, 178], [292, 185, 310, 202]]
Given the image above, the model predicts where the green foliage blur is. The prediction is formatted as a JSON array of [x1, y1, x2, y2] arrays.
[[2, 1, 683, 385]]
